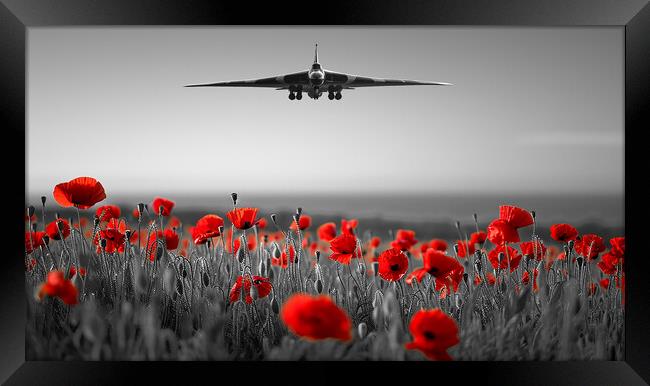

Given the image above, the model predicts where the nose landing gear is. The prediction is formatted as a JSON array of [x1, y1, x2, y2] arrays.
[[335, 92, 342, 100], [288, 92, 295, 100]]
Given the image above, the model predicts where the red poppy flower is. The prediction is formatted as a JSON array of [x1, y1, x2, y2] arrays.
[[428, 239, 448, 252], [53, 176, 106, 209], [470, 231, 487, 246], [600, 278, 610, 289], [486, 272, 497, 286], [549, 223, 579, 243], [25, 231, 45, 254], [487, 219, 520, 245], [227, 207, 259, 230], [166, 216, 181, 229], [488, 245, 522, 272], [341, 218, 358, 235], [473, 275, 482, 286], [609, 237, 625, 257], [405, 309, 459, 361], [37, 270, 78, 305], [146, 229, 180, 261], [256, 217, 268, 229], [406, 269, 428, 285], [520, 240, 547, 261], [574, 234, 605, 260], [280, 294, 352, 341], [370, 236, 382, 249], [151, 197, 175, 217], [522, 268, 539, 292], [391, 229, 418, 251], [290, 215, 312, 231], [95, 205, 121, 222], [378, 248, 409, 282], [94, 228, 127, 254], [317, 222, 337, 242], [226, 229, 257, 253], [192, 214, 224, 244], [423, 249, 463, 278], [132, 207, 140, 219], [229, 275, 272, 304], [597, 256, 617, 275], [45, 218, 71, 240], [69, 266, 86, 277], [434, 269, 464, 298], [455, 240, 475, 258], [328, 233, 360, 264], [272, 245, 295, 269], [499, 205, 534, 228]]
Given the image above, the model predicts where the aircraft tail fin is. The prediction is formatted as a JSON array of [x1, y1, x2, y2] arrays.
[[314, 43, 319, 63]]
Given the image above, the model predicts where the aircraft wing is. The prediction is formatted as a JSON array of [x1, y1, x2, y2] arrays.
[[185, 71, 309, 88], [324, 71, 452, 88]]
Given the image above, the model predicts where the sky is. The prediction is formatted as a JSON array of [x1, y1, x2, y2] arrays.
[[27, 27, 624, 200]]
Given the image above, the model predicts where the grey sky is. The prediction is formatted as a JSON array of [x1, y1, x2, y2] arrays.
[[27, 27, 623, 198]]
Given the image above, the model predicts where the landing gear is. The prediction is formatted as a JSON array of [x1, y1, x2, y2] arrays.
[[328, 92, 334, 100], [335, 92, 342, 100], [288, 92, 295, 100], [296, 91, 302, 100]]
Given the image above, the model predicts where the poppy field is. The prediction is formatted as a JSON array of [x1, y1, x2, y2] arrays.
[[25, 177, 625, 361]]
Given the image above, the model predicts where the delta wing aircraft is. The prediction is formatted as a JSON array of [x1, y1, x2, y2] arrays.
[[185, 44, 452, 100]]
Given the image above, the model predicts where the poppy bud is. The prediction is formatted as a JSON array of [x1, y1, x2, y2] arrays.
[[41, 196, 47, 205], [163, 266, 176, 296], [158, 206, 164, 216], [498, 252, 505, 263], [56, 219, 66, 232], [315, 250, 321, 263], [531, 210, 536, 219], [474, 258, 482, 273], [230, 192, 238, 206], [137, 203, 145, 216], [293, 214, 300, 227], [270, 213, 278, 225], [263, 234, 269, 244], [125, 229, 131, 240], [568, 240, 575, 251], [237, 247, 246, 264], [315, 279, 323, 294], [206, 238, 211, 248], [178, 262, 188, 278], [358, 322, 367, 339], [576, 256, 584, 268], [27, 206, 35, 217], [218, 225, 224, 235], [453, 243, 460, 255], [202, 272, 210, 287], [271, 297, 279, 314], [100, 238, 107, 250], [296, 207, 302, 216], [272, 243, 282, 259], [176, 278, 184, 295]]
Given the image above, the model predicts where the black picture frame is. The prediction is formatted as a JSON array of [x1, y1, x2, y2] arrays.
[[2, 0, 648, 385]]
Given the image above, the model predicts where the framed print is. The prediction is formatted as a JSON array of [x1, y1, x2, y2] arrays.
[[1, 0, 649, 385]]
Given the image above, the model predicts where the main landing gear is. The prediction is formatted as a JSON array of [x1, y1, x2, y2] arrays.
[[328, 91, 342, 100], [288, 90, 303, 100]]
